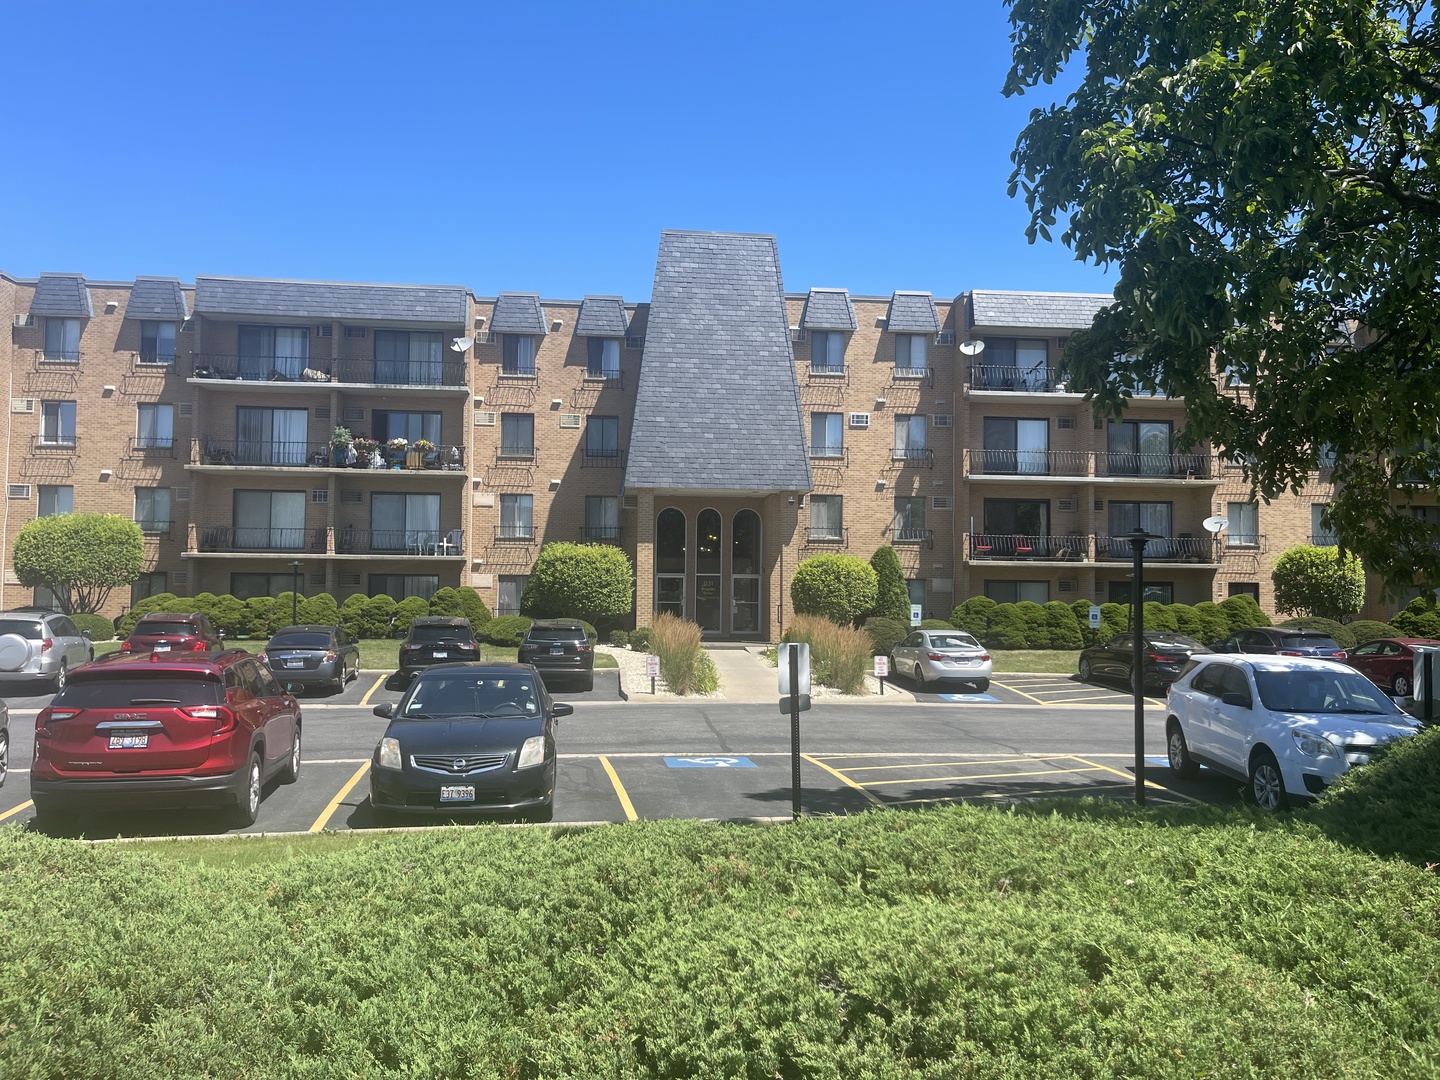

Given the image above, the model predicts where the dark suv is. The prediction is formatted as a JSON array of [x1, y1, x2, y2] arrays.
[[518, 619, 595, 691], [398, 617, 479, 680], [121, 612, 223, 655], [30, 649, 301, 830], [1210, 627, 1347, 659]]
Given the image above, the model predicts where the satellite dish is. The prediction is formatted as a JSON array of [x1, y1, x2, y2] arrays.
[[1202, 515, 1229, 534], [958, 340, 985, 356], [450, 337, 474, 352]]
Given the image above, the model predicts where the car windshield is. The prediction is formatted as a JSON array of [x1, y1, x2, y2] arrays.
[[927, 634, 981, 650], [0, 619, 42, 639], [409, 625, 473, 643], [1279, 634, 1340, 650], [1252, 668, 1402, 715], [269, 633, 333, 649], [526, 627, 586, 641], [399, 674, 539, 718], [134, 621, 200, 637], [56, 676, 222, 708]]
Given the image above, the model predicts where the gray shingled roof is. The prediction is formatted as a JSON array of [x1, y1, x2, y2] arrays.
[[625, 231, 811, 493], [574, 296, 629, 337], [886, 291, 940, 333], [29, 274, 93, 317], [489, 293, 548, 334], [968, 290, 1111, 330], [125, 278, 189, 321], [800, 288, 857, 331], [194, 276, 467, 323]]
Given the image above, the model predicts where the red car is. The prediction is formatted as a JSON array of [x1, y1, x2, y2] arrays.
[[120, 611, 223, 654], [1342, 637, 1440, 697], [30, 649, 301, 830]]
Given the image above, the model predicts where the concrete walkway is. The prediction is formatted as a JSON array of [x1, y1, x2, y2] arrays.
[[704, 644, 780, 704]]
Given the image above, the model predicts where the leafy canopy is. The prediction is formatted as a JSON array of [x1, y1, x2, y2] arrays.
[[12, 513, 144, 613], [1271, 545, 1367, 619], [1005, 0, 1440, 596]]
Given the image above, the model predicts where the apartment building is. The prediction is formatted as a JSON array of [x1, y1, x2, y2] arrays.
[[0, 230, 1377, 636]]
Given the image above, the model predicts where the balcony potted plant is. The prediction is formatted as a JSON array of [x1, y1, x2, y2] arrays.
[[411, 438, 437, 469], [386, 436, 409, 468], [330, 425, 354, 467], [352, 437, 379, 467]]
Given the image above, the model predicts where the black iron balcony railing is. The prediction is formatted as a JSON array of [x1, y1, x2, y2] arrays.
[[127, 436, 177, 458], [1095, 535, 1221, 563], [805, 525, 849, 545], [187, 354, 467, 387], [200, 439, 327, 467], [37, 349, 81, 366], [968, 448, 1090, 476], [198, 525, 325, 554], [1224, 533, 1265, 550], [1099, 452, 1214, 480], [136, 520, 173, 538], [967, 364, 1065, 392], [890, 365, 935, 387], [890, 447, 935, 469], [582, 370, 625, 388], [579, 525, 623, 542], [808, 363, 848, 380], [499, 363, 537, 378], [32, 435, 78, 452], [582, 447, 625, 468], [497, 445, 536, 463], [495, 525, 536, 542], [892, 526, 935, 548], [136, 350, 176, 367], [969, 534, 1090, 561], [1311, 532, 1339, 546], [335, 527, 463, 556], [809, 445, 848, 464]]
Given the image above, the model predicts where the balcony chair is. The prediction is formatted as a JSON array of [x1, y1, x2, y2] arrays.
[[432, 529, 463, 556]]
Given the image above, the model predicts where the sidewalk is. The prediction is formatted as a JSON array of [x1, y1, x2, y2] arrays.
[[703, 644, 780, 704]]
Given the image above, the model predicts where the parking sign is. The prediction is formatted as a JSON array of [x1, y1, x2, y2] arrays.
[[1088, 605, 1101, 630]]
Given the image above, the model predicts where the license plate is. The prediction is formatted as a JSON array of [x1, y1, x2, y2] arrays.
[[285, 659, 305, 668], [153, 644, 170, 652], [550, 646, 565, 655], [432, 651, 448, 659], [439, 785, 474, 803], [108, 734, 148, 749]]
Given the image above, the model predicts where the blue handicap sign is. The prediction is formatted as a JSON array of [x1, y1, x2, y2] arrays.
[[663, 756, 757, 768], [936, 693, 1001, 703]]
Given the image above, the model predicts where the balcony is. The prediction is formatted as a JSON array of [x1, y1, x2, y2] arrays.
[[33, 349, 82, 369], [194, 439, 466, 472], [890, 365, 935, 388], [890, 447, 935, 469], [494, 525, 536, 542], [137, 520, 173, 539], [1097, 452, 1214, 480], [197, 526, 325, 554], [969, 534, 1090, 561], [1311, 532, 1338, 546], [1095, 535, 1221, 563], [806, 363, 848, 383], [579, 525, 623, 543], [335, 527, 464, 557], [31, 435, 78, 454], [967, 364, 1066, 393], [127, 436, 177, 459], [803, 526, 849, 548], [809, 446, 848, 465], [892, 527, 934, 549], [967, 448, 1090, 477], [581, 448, 625, 469], [963, 449, 1217, 481], [186, 354, 467, 388]]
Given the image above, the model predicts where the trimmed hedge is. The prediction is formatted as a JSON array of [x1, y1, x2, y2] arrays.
[[484, 615, 533, 647], [1277, 616, 1357, 650], [628, 626, 653, 652], [949, 595, 1271, 649], [862, 617, 908, 657], [1393, 596, 1440, 639], [1344, 619, 1402, 645], [791, 554, 878, 625], [70, 613, 115, 642]]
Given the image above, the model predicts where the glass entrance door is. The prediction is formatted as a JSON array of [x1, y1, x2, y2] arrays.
[[656, 575, 685, 618], [732, 577, 760, 634], [695, 575, 723, 632], [695, 508, 722, 634]]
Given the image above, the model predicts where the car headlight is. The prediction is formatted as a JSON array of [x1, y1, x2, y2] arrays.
[[378, 737, 403, 770], [516, 735, 546, 769], [1291, 730, 1340, 759]]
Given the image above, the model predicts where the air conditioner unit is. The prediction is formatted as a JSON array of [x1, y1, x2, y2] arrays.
[[344, 326, 367, 338], [558, 414, 582, 429], [341, 573, 362, 588], [474, 410, 497, 426], [932, 496, 953, 511], [1058, 579, 1078, 593], [10, 399, 34, 414], [622, 494, 638, 510], [1094, 498, 1104, 511], [342, 407, 365, 423], [1057, 417, 1076, 429], [316, 325, 333, 337], [175, 486, 190, 502], [341, 489, 363, 503], [310, 571, 326, 586], [1057, 497, 1077, 512], [171, 571, 188, 587], [790, 327, 807, 343], [935, 330, 955, 346], [848, 412, 870, 429], [12, 313, 35, 328], [7, 484, 31, 499], [932, 414, 952, 428]]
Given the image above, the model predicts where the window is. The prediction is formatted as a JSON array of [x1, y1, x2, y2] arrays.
[[502, 334, 536, 376], [1108, 581, 1174, 604], [239, 325, 308, 380], [586, 337, 620, 378], [894, 334, 928, 374], [982, 417, 1049, 475], [373, 410, 441, 446], [893, 496, 928, 542], [497, 575, 528, 616], [38, 485, 73, 516], [907, 579, 926, 616], [134, 488, 172, 534], [585, 416, 619, 459], [809, 495, 843, 540], [236, 406, 308, 465], [893, 414, 927, 459], [981, 338, 1048, 389], [233, 490, 306, 551], [500, 494, 534, 539], [371, 492, 441, 552], [231, 573, 303, 600], [40, 401, 77, 446], [810, 331, 845, 372], [810, 413, 843, 458], [1310, 504, 1336, 545], [136, 403, 175, 449], [1228, 582, 1261, 601], [132, 572, 167, 604], [44, 317, 80, 362], [1107, 501, 1173, 553], [1227, 501, 1259, 547], [585, 496, 619, 540], [374, 330, 443, 385], [985, 580, 1050, 604], [367, 575, 440, 601], [500, 414, 535, 458], [1107, 420, 1173, 476], [140, 321, 176, 364], [983, 499, 1050, 540]]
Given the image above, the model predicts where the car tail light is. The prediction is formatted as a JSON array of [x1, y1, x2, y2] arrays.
[[120, 640, 133, 652], [40, 637, 53, 654], [184, 704, 235, 734], [192, 640, 207, 651], [979, 653, 991, 662], [150, 651, 164, 662], [927, 652, 947, 661], [324, 650, 337, 662], [36, 707, 80, 733], [1146, 653, 1178, 663], [1333, 650, 1348, 659], [257, 652, 268, 664], [404, 642, 424, 651], [1278, 649, 1305, 656], [577, 643, 592, 653]]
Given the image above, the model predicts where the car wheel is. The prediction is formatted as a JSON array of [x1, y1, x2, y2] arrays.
[[973, 679, 990, 693], [51, 661, 67, 694], [0, 731, 8, 788], [1393, 672, 1412, 697], [281, 726, 301, 784], [232, 754, 263, 827], [1249, 748, 1288, 812], [1166, 721, 1198, 778], [1078, 658, 1092, 682]]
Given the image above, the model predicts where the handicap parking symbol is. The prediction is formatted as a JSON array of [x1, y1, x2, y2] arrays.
[[664, 756, 757, 768], [937, 693, 1000, 703]]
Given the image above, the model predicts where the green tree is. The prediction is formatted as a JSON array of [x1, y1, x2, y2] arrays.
[[790, 555, 878, 626], [1004, 1, 1440, 597], [868, 546, 911, 622], [520, 542, 634, 626], [11, 513, 144, 613], [1272, 545, 1366, 619]]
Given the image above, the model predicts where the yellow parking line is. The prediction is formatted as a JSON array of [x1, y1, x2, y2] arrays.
[[358, 673, 388, 707], [801, 753, 885, 808], [839, 757, 1038, 773], [1070, 755, 1200, 803], [887, 780, 1140, 806], [598, 755, 638, 821], [988, 679, 1048, 705], [309, 762, 370, 832], [860, 765, 1107, 788], [0, 800, 33, 822]]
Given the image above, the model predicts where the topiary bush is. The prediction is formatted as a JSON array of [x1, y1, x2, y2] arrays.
[[1099, 602, 1129, 641], [339, 594, 368, 639], [861, 617, 908, 657], [1142, 601, 1179, 633], [270, 593, 300, 634], [919, 619, 952, 630], [1219, 592, 1270, 631], [484, 615, 533, 648], [608, 630, 629, 647], [297, 592, 340, 627], [1344, 619, 1403, 645], [950, 596, 997, 640], [455, 586, 492, 632], [1168, 602, 1200, 638], [70, 613, 114, 642], [628, 626, 653, 653], [1016, 601, 1048, 647], [427, 587, 464, 618], [1041, 601, 1083, 649], [191, 593, 219, 617], [987, 603, 1029, 649], [362, 594, 398, 638], [1192, 601, 1233, 643], [791, 554, 879, 625], [393, 596, 430, 636], [209, 595, 249, 639], [520, 542, 634, 625], [1393, 597, 1440, 639], [116, 593, 179, 639], [868, 546, 911, 622], [241, 596, 277, 638], [1276, 616, 1356, 650]]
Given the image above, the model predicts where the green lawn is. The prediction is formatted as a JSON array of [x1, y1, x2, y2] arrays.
[[988, 648, 1083, 674]]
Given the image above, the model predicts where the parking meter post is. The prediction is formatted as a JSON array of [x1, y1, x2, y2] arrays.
[[789, 642, 802, 821]]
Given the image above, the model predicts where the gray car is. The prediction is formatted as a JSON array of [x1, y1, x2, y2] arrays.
[[890, 629, 992, 691], [0, 609, 94, 692]]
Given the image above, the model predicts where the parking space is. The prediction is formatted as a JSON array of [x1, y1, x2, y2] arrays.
[[889, 671, 1166, 708]]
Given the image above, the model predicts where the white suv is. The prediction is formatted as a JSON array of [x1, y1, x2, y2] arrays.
[[1165, 655, 1420, 810]]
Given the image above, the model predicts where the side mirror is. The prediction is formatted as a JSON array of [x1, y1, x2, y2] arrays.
[[1220, 692, 1251, 709], [373, 702, 394, 718], [285, 682, 303, 695], [551, 701, 574, 717], [81, 629, 92, 639]]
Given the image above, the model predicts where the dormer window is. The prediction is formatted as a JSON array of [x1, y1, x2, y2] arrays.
[[810, 331, 845, 373], [894, 334, 927, 375], [502, 334, 536, 376], [586, 337, 620, 379], [44, 318, 80, 363], [140, 320, 176, 365]]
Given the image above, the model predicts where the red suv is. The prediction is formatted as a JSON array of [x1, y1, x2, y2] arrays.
[[120, 612, 223, 654], [29, 649, 301, 830]]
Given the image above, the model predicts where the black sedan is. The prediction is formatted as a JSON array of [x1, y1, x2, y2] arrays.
[[1078, 632, 1213, 693], [369, 662, 569, 823], [259, 625, 361, 692]]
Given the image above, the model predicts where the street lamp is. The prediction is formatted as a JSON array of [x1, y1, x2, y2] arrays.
[[290, 560, 302, 626], [1112, 526, 1164, 805]]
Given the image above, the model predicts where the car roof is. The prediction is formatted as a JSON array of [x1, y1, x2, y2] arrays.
[[134, 612, 205, 622], [410, 660, 537, 677], [78, 649, 251, 675], [528, 619, 586, 629], [272, 624, 338, 634], [1383, 638, 1440, 646], [1192, 653, 1354, 673], [411, 616, 469, 626]]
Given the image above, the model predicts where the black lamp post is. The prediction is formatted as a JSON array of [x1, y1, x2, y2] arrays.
[[1113, 527, 1164, 805], [290, 560, 302, 626]]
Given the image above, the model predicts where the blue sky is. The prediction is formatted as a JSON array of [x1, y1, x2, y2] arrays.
[[2, 1, 1109, 301]]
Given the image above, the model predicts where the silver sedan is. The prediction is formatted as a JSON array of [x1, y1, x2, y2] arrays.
[[890, 630, 992, 691]]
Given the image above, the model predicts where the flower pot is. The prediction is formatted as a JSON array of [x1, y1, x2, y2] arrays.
[[332, 447, 349, 466], [406, 450, 424, 469]]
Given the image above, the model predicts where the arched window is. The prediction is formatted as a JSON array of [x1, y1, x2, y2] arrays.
[[696, 509, 722, 575], [656, 508, 686, 574], [732, 509, 760, 575]]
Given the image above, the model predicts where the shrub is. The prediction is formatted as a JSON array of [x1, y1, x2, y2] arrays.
[[339, 594, 368, 639], [297, 592, 340, 626], [70, 613, 114, 641], [1276, 616, 1356, 650], [115, 593, 180, 639], [1167, 602, 1200, 638], [393, 596, 430, 635], [861, 617, 908, 657], [1191, 601, 1232, 643], [1099, 602, 1130, 640], [577, 620, 598, 643], [1014, 601, 1046, 647], [427, 587, 464, 618], [209, 595, 249, 639], [191, 592, 219, 617], [455, 586, 492, 631], [785, 615, 871, 694], [1041, 601, 1083, 649], [270, 594, 302, 634], [1393, 597, 1440, 639], [1343, 619, 1401, 645], [867, 547, 911, 622], [651, 612, 712, 694], [950, 596, 997, 639], [790, 555, 878, 625], [484, 615, 533, 648], [241, 596, 277, 638], [628, 626, 653, 652], [987, 603, 1030, 649], [1142, 601, 1178, 633], [362, 594, 398, 638], [1272, 544, 1366, 619], [608, 630, 629, 647], [919, 619, 952, 630], [520, 542, 634, 624], [1219, 593, 1270, 631]]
